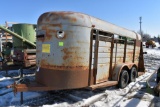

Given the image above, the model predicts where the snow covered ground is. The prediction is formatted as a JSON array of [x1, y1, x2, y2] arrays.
[[0, 46, 160, 107]]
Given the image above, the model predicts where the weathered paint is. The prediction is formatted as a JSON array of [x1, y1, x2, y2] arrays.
[[12, 11, 145, 92], [36, 12, 91, 89], [36, 68, 89, 89], [36, 12, 144, 88], [92, 40, 111, 83]]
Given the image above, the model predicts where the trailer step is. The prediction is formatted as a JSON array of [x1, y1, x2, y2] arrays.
[[88, 81, 118, 90]]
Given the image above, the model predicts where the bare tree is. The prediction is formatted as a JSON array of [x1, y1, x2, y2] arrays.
[[143, 33, 151, 41], [137, 30, 151, 41]]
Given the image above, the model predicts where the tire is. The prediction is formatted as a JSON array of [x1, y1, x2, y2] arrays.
[[118, 70, 129, 88], [129, 67, 137, 82]]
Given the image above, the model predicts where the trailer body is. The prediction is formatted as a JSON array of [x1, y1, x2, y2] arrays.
[[13, 11, 145, 92]]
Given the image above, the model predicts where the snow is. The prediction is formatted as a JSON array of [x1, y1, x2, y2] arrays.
[[0, 47, 160, 107]]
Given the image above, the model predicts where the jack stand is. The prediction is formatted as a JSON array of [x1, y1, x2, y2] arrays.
[[20, 67, 24, 105]]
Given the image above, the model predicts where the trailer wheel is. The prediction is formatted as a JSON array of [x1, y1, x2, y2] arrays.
[[118, 70, 129, 88], [129, 67, 137, 82]]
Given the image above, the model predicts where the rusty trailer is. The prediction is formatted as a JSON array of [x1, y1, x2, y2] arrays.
[[13, 11, 145, 93]]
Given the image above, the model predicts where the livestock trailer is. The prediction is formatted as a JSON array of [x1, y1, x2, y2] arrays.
[[13, 11, 145, 92]]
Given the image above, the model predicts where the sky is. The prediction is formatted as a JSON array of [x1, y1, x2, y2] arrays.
[[0, 0, 160, 37]]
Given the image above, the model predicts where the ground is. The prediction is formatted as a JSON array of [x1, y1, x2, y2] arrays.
[[0, 46, 160, 107]]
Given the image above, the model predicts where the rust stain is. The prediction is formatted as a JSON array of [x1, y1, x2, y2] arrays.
[[70, 17, 77, 22], [40, 59, 49, 66], [45, 29, 52, 40], [62, 47, 83, 61], [63, 55, 68, 60], [37, 38, 45, 42], [40, 56, 88, 70], [38, 11, 87, 26], [41, 64, 88, 71], [37, 13, 49, 24], [36, 67, 89, 89], [96, 77, 108, 83], [42, 26, 47, 30], [50, 24, 62, 28]]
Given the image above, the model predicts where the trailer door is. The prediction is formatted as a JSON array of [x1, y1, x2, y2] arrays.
[[91, 29, 113, 83]]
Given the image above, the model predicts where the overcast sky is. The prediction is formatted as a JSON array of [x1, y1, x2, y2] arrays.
[[0, 0, 160, 37]]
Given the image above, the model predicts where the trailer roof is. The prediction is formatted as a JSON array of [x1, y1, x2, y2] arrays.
[[38, 11, 141, 40]]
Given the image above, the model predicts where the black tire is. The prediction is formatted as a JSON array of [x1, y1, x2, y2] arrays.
[[146, 45, 149, 48], [118, 70, 129, 88], [129, 67, 137, 82]]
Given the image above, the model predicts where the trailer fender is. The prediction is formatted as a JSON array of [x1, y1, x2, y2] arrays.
[[112, 63, 136, 81]]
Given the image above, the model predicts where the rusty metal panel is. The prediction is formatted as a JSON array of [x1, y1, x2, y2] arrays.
[[96, 64, 110, 83], [126, 45, 134, 49], [125, 58, 132, 62], [88, 81, 118, 90], [115, 53, 124, 58], [112, 56, 124, 63], [135, 47, 140, 56], [98, 41, 111, 46], [116, 43, 125, 48], [115, 57, 124, 63], [37, 25, 91, 68], [92, 57, 110, 64], [38, 12, 141, 41], [35, 11, 143, 90], [112, 63, 115, 68], [36, 68, 89, 89], [125, 57, 133, 63], [125, 45, 134, 63], [95, 47, 111, 53], [92, 42, 111, 52], [38, 12, 92, 28], [126, 50, 133, 56], [134, 46, 140, 65], [113, 48, 124, 53], [94, 53, 110, 58], [112, 42, 124, 64], [91, 39, 111, 83], [90, 17, 139, 40], [93, 41, 110, 83], [36, 12, 92, 88]]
